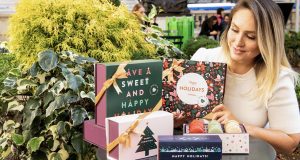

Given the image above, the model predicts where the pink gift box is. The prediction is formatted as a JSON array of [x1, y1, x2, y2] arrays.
[[83, 119, 106, 149], [106, 111, 173, 160]]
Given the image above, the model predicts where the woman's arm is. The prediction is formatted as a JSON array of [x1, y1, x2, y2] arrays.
[[212, 104, 300, 154], [245, 124, 300, 153]]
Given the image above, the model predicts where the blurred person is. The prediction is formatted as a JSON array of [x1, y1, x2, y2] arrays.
[[132, 3, 146, 24], [199, 16, 219, 40]]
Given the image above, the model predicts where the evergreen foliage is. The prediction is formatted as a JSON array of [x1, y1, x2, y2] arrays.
[[0, 50, 97, 159], [8, 0, 156, 68], [182, 36, 219, 59]]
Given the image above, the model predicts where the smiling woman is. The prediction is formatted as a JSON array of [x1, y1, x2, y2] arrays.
[[190, 0, 300, 154]]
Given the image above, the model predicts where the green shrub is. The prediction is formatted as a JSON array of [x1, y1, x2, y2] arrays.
[[182, 36, 219, 59], [285, 31, 300, 67], [8, 0, 156, 69], [142, 5, 184, 59], [0, 50, 97, 159], [0, 53, 17, 91]]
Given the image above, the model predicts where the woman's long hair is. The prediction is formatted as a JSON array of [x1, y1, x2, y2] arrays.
[[220, 0, 297, 105]]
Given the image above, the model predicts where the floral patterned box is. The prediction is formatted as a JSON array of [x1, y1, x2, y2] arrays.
[[183, 124, 249, 154], [162, 59, 227, 122]]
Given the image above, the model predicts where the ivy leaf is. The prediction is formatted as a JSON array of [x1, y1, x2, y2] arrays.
[[8, 68, 21, 77], [26, 98, 41, 110], [7, 100, 24, 112], [64, 91, 79, 104], [35, 83, 49, 96], [12, 133, 25, 146], [38, 50, 58, 72], [27, 137, 44, 152], [66, 74, 85, 93], [71, 107, 88, 126], [23, 106, 39, 130], [30, 62, 39, 77], [3, 77, 17, 88], [43, 92, 54, 107], [46, 95, 65, 117], [71, 133, 87, 154], [49, 81, 64, 95], [80, 91, 95, 101]]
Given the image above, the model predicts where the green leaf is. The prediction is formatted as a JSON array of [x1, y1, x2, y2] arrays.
[[71, 133, 87, 154], [46, 95, 65, 117], [71, 107, 88, 126], [38, 50, 58, 72], [7, 100, 24, 112], [80, 91, 95, 101], [3, 77, 17, 88], [50, 81, 64, 95], [30, 62, 39, 77], [35, 83, 49, 96], [43, 92, 54, 107], [64, 90, 79, 104], [57, 121, 69, 136], [26, 98, 41, 110], [27, 137, 44, 152], [8, 68, 21, 77], [23, 106, 39, 130], [12, 133, 25, 145], [66, 74, 85, 92]]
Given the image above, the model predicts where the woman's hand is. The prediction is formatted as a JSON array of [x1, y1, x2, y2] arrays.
[[173, 111, 186, 128], [212, 104, 238, 124]]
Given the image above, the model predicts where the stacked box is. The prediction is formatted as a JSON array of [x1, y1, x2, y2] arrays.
[[162, 59, 227, 121], [158, 135, 222, 160], [106, 111, 173, 160], [96, 60, 163, 126], [84, 60, 163, 149], [83, 120, 106, 148], [183, 123, 249, 154]]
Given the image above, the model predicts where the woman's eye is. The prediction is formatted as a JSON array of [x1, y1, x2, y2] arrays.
[[247, 35, 256, 40], [231, 28, 238, 32]]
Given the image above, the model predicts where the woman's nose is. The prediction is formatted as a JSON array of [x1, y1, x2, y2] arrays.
[[235, 34, 245, 47]]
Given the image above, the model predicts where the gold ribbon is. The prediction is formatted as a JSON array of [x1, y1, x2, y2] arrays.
[[162, 59, 185, 83], [106, 99, 162, 152], [95, 63, 128, 105]]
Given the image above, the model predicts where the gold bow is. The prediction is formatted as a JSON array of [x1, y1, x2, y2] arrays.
[[95, 63, 128, 105], [107, 99, 162, 152], [162, 59, 185, 83]]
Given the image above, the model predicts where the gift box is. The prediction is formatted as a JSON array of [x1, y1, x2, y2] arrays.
[[106, 111, 173, 160], [83, 120, 106, 149], [162, 59, 227, 121], [183, 123, 249, 154], [158, 135, 222, 160], [95, 59, 162, 126]]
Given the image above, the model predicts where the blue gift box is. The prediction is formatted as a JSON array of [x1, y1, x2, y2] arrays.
[[158, 135, 222, 160]]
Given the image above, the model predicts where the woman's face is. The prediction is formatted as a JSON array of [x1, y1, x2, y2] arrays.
[[137, 7, 145, 16], [227, 8, 260, 65]]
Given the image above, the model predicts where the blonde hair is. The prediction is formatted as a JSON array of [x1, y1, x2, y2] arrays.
[[220, 0, 298, 104]]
